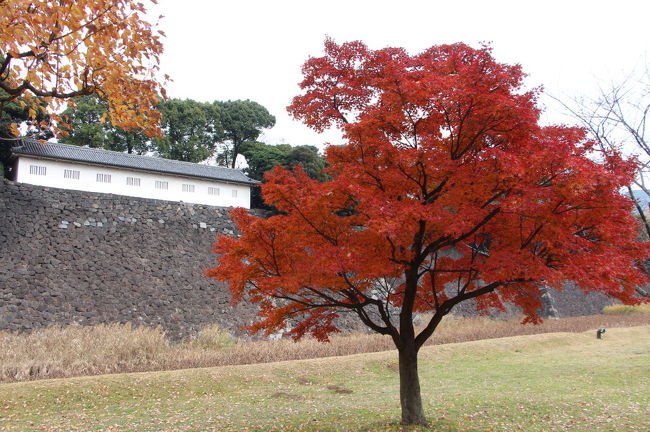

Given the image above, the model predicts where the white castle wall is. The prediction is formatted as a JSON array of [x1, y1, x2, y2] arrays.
[[15, 156, 251, 208]]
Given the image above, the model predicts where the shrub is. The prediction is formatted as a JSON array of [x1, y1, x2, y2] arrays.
[[602, 303, 650, 315], [187, 325, 236, 350]]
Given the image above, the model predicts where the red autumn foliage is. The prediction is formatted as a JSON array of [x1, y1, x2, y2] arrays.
[[207, 39, 648, 425]]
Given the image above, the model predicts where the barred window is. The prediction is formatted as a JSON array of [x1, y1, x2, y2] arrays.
[[29, 165, 47, 176], [231, 189, 238, 198], [64, 169, 80, 180], [208, 186, 220, 196], [155, 180, 168, 190], [126, 177, 141, 187], [182, 184, 195, 193], [96, 173, 111, 183]]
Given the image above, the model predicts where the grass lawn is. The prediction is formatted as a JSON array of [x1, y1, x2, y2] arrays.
[[0, 326, 648, 432]]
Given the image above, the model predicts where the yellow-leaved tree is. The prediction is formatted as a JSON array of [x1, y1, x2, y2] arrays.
[[0, 0, 167, 137]]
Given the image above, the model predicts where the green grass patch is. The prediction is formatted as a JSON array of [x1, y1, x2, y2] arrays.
[[1, 326, 649, 431]]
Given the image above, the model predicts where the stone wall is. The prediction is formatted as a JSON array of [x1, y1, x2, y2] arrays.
[[452, 280, 616, 319], [0, 179, 258, 339], [0, 180, 617, 340]]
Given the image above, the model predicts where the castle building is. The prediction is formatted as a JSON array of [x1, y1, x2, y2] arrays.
[[10, 139, 256, 208]]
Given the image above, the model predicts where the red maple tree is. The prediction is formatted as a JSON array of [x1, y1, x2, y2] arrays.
[[207, 40, 648, 426]]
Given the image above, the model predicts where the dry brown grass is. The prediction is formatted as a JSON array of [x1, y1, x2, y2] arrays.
[[1, 313, 649, 384], [602, 303, 650, 315]]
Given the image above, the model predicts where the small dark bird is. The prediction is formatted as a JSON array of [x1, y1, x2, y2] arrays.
[[596, 328, 606, 339]]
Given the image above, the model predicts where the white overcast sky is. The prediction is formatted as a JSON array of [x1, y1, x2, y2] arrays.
[[153, 0, 649, 149]]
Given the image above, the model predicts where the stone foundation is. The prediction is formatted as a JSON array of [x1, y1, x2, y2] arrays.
[[0, 180, 618, 340], [0, 179, 258, 339]]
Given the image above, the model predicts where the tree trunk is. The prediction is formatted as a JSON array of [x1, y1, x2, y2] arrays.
[[627, 186, 650, 239], [399, 343, 428, 426], [230, 141, 239, 169]]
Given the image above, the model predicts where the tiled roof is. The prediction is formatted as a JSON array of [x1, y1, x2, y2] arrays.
[[12, 139, 257, 185]]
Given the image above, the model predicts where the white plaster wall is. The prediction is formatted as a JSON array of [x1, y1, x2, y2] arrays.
[[16, 156, 251, 208]]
